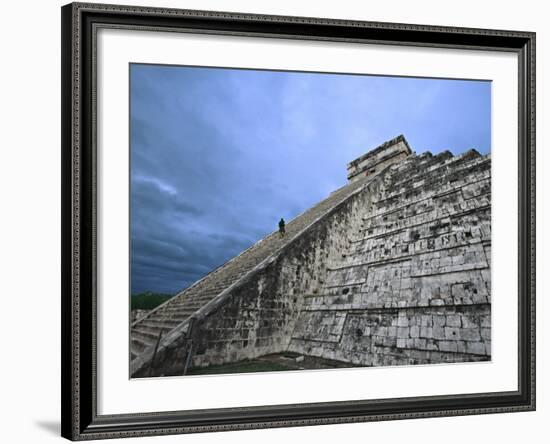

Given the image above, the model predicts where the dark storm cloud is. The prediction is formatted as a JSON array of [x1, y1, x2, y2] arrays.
[[130, 64, 491, 294]]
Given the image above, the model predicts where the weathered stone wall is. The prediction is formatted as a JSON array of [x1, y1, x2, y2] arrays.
[[190, 180, 384, 369], [287, 151, 491, 365], [134, 144, 491, 377], [143, 178, 384, 375]]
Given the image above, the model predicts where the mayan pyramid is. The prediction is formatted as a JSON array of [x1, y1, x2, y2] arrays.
[[130, 135, 491, 377]]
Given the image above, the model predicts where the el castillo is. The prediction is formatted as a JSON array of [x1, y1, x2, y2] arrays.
[[130, 135, 491, 378]]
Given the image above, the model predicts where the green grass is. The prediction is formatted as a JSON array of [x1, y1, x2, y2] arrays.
[[187, 360, 292, 375], [131, 292, 173, 310]]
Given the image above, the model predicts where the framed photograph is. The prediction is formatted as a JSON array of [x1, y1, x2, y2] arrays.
[[61, 2, 536, 440]]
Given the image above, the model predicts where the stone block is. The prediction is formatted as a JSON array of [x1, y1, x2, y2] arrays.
[[446, 314, 461, 327], [438, 340, 458, 353], [440, 257, 452, 267], [397, 327, 410, 338], [466, 341, 486, 355], [444, 327, 460, 340], [397, 316, 409, 327], [420, 315, 432, 326], [471, 293, 488, 304], [420, 326, 432, 338], [414, 338, 427, 349], [464, 252, 477, 264], [452, 256, 465, 266], [480, 328, 491, 341], [460, 328, 481, 342], [460, 316, 478, 329], [433, 315, 446, 327], [433, 326, 446, 340], [451, 284, 465, 298]]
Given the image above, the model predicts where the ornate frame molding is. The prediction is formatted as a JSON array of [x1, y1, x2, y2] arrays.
[[61, 2, 535, 440]]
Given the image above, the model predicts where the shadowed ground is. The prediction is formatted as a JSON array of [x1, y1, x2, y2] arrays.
[[187, 352, 358, 375]]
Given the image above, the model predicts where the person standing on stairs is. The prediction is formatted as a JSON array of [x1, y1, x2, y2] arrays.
[[278, 218, 286, 237]]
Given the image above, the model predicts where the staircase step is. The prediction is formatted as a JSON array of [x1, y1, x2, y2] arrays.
[[138, 318, 184, 330], [132, 328, 160, 342], [131, 336, 153, 354]]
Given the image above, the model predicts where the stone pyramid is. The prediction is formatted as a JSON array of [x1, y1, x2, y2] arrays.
[[131, 135, 491, 377]]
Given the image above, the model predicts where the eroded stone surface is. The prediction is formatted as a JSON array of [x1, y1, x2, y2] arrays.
[[131, 136, 491, 377]]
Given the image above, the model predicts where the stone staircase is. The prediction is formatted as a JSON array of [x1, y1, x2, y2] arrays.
[[130, 169, 379, 367]]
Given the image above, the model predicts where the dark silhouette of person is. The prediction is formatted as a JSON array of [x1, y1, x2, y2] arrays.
[[278, 218, 286, 237]]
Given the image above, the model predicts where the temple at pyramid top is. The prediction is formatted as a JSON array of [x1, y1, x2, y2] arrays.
[[347, 134, 413, 182]]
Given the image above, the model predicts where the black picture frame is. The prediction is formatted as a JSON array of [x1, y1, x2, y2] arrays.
[[61, 2, 536, 440]]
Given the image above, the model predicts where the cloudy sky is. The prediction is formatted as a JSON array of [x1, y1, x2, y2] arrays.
[[130, 64, 491, 295]]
